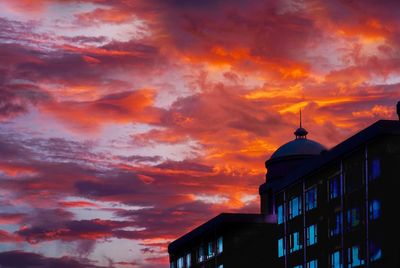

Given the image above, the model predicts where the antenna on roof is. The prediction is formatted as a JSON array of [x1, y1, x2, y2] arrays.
[[294, 109, 308, 139], [300, 109, 302, 128]]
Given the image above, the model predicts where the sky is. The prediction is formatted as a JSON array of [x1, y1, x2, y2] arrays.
[[0, 0, 399, 267]]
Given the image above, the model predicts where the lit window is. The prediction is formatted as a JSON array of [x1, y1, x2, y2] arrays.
[[277, 204, 284, 224], [217, 236, 223, 254], [347, 245, 365, 267], [330, 250, 342, 268], [306, 224, 317, 246], [293, 265, 303, 268], [170, 261, 176, 268], [278, 238, 285, 257], [369, 158, 381, 181], [185, 253, 191, 268], [306, 187, 317, 211], [369, 241, 382, 262], [307, 259, 318, 268], [330, 212, 342, 237], [198, 246, 204, 263], [217, 265, 224, 268], [289, 196, 302, 219], [177, 257, 184, 268], [289, 232, 302, 253], [369, 199, 381, 220], [346, 208, 360, 230], [207, 241, 215, 258], [329, 176, 340, 200]]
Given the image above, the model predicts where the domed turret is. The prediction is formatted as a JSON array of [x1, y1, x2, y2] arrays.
[[270, 111, 325, 162], [266, 110, 326, 181], [260, 111, 327, 215]]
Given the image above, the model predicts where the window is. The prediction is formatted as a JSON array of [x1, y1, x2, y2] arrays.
[[277, 204, 284, 224], [347, 245, 365, 267], [207, 241, 215, 258], [185, 253, 191, 268], [306, 224, 317, 246], [369, 158, 381, 181], [217, 265, 224, 268], [289, 196, 302, 219], [306, 187, 317, 211], [307, 259, 318, 268], [293, 265, 303, 268], [278, 237, 285, 257], [330, 250, 342, 268], [198, 246, 204, 263], [177, 257, 184, 268], [170, 261, 176, 268], [217, 236, 223, 254], [330, 212, 342, 237], [329, 176, 340, 200], [346, 208, 360, 230], [369, 241, 382, 262], [369, 199, 381, 220], [289, 232, 302, 253]]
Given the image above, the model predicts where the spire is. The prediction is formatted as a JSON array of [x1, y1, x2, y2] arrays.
[[294, 109, 308, 139], [300, 109, 302, 128]]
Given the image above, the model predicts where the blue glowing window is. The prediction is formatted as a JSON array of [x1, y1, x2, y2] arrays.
[[330, 250, 342, 268], [306, 224, 317, 246], [289, 196, 302, 219], [347, 207, 360, 230], [330, 212, 342, 237], [369, 199, 381, 220], [185, 253, 191, 268], [329, 176, 340, 200], [307, 259, 318, 268], [177, 257, 184, 268], [217, 236, 223, 254], [198, 246, 204, 263], [289, 232, 302, 253], [277, 204, 284, 224], [370, 159, 381, 181], [306, 187, 317, 211], [278, 238, 285, 257], [347, 245, 365, 267]]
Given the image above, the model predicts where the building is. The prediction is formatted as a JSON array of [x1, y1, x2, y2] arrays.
[[168, 213, 275, 268], [169, 105, 400, 268]]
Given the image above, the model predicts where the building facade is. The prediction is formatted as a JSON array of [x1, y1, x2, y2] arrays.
[[169, 114, 400, 268], [168, 214, 276, 268]]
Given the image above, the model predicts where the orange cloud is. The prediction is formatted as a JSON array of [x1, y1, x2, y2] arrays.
[[42, 89, 161, 131]]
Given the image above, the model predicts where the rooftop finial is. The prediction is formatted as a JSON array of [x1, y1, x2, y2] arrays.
[[294, 109, 308, 139], [300, 109, 302, 128]]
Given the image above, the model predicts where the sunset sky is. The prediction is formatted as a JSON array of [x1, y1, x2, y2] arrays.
[[0, 0, 399, 267]]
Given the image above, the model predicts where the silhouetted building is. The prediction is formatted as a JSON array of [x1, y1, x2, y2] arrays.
[[168, 214, 275, 268], [169, 105, 400, 268]]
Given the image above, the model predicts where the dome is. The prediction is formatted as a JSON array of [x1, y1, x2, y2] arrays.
[[270, 138, 327, 159]]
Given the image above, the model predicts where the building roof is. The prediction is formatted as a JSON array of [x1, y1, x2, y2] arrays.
[[260, 120, 400, 194], [168, 213, 273, 253], [270, 138, 327, 159]]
